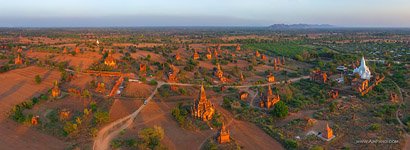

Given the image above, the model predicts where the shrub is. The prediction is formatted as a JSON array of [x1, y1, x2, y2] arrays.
[[138, 126, 165, 149], [63, 121, 78, 136], [271, 101, 289, 118], [35, 75, 42, 84], [93, 111, 110, 125]]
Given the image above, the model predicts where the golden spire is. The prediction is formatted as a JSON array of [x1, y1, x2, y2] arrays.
[[199, 84, 207, 101], [268, 84, 273, 96]]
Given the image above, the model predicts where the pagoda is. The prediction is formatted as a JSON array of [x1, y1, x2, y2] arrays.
[[191, 85, 215, 121], [266, 73, 275, 83], [353, 57, 371, 80], [51, 80, 61, 98], [104, 50, 116, 67], [63, 47, 68, 54], [168, 64, 179, 91], [321, 123, 335, 140], [14, 54, 23, 65], [255, 50, 261, 58], [95, 82, 106, 93], [259, 85, 280, 109], [74, 47, 81, 54], [217, 122, 230, 144], [214, 64, 224, 79], [240, 72, 245, 82], [175, 53, 181, 61], [193, 49, 200, 60], [310, 70, 327, 83], [140, 64, 147, 76], [236, 44, 241, 51], [206, 47, 212, 60]]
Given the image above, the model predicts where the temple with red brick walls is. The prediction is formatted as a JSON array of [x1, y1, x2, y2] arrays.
[[51, 80, 61, 98], [255, 50, 261, 58], [236, 44, 240, 51], [175, 53, 181, 61], [240, 92, 249, 100], [321, 123, 335, 141], [206, 47, 212, 60], [59, 109, 70, 121], [193, 49, 199, 60], [213, 48, 219, 57], [328, 90, 339, 99], [351, 78, 369, 93], [310, 70, 327, 83], [95, 82, 106, 93], [390, 93, 399, 103], [266, 73, 275, 83], [75, 47, 81, 54], [240, 72, 245, 82], [217, 122, 230, 144], [273, 58, 280, 71], [259, 85, 280, 109], [168, 64, 179, 91], [104, 50, 116, 67], [63, 47, 68, 54], [191, 85, 215, 121], [139, 64, 147, 76], [261, 54, 267, 60], [14, 54, 23, 65], [31, 116, 39, 125]]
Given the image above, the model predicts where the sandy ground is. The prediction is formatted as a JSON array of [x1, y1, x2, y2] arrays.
[[0, 66, 67, 149]]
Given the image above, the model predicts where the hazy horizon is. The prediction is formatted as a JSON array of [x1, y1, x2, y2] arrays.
[[1, 0, 410, 27]]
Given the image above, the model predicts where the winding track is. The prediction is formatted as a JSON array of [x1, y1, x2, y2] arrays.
[[93, 76, 309, 150]]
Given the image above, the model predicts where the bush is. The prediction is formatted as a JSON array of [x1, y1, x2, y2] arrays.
[[138, 126, 165, 149], [271, 101, 289, 118], [368, 123, 381, 131], [284, 139, 298, 149], [63, 121, 78, 136], [35, 75, 42, 84], [93, 111, 110, 125]]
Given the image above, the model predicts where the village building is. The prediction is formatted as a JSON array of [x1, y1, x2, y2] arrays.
[[51, 81, 61, 98], [353, 56, 371, 80], [310, 70, 328, 83], [259, 85, 280, 109], [191, 85, 215, 121], [104, 50, 116, 67], [217, 122, 230, 144]]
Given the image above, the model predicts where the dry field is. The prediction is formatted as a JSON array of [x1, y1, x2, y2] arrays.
[[0, 66, 66, 149]]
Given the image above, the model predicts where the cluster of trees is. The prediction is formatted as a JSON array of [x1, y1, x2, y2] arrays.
[[111, 126, 165, 149], [171, 103, 194, 129], [10, 94, 48, 123]]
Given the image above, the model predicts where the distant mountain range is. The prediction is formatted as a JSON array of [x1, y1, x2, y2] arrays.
[[268, 24, 334, 29]]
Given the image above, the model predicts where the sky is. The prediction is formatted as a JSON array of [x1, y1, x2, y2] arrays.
[[0, 0, 409, 27]]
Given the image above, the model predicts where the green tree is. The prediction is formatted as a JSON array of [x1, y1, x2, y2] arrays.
[[271, 101, 289, 118], [138, 126, 165, 149], [93, 111, 109, 125], [35, 75, 42, 84]]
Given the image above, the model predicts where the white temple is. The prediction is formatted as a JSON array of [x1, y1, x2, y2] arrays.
[[353, 57, 371, 80]]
